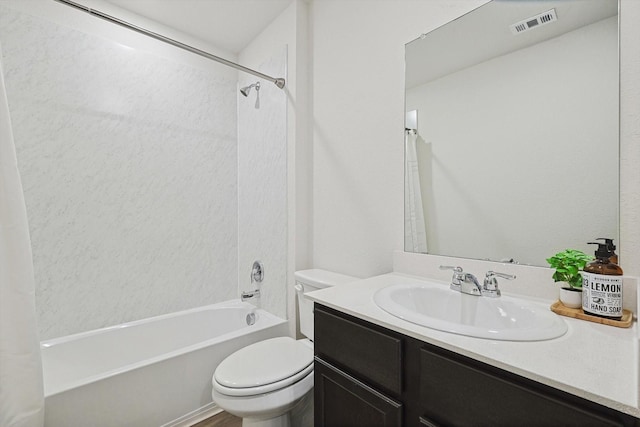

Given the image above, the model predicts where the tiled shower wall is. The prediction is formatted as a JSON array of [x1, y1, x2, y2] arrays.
[[0, 6, 240, 339]]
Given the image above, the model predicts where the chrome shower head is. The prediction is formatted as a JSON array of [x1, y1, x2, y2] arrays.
[[239, 81, 261, 108], [240, 81, 260, 97]]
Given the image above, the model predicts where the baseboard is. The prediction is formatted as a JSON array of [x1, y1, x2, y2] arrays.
[[161, 402, 222, 427]]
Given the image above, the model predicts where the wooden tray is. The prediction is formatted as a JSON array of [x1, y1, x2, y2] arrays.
[[550, 301, 633, 328]]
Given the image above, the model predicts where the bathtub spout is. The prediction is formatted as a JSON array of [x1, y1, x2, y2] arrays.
[[241, 289, 260, 302]]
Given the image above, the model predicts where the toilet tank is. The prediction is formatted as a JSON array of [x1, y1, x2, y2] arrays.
[[294, 269, 357, 341]]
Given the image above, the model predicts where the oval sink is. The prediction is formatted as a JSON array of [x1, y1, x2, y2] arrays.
[[374, 282, 567, 341]]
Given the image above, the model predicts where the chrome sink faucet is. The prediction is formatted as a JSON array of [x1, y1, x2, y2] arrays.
[[440, 266, 481, 295], [440, 266, 515, 297]]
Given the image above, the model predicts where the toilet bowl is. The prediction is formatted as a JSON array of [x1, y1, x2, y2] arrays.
[[212, 337, 313, 427], [211, 269, 357, 427]]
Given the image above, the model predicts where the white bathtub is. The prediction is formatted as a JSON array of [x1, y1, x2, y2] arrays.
[[41, 300, 288, 427]]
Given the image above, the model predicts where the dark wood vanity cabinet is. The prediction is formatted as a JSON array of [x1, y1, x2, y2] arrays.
[[314, 303, 418, 426], [314, 304, 639, 427]]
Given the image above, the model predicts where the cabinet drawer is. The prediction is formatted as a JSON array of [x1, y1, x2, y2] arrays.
[[420, 345, 628, 427], [315, 357, 402, 427], [314, 304, 403, 395]]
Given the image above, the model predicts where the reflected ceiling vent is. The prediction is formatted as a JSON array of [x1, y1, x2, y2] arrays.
[[510, 9, 557, 35]]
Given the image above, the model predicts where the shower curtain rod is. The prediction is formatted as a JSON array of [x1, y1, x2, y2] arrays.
[[52, 0, 286, 89]]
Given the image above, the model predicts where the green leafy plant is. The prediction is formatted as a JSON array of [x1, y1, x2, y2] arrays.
[[546, 249, 593, 289]]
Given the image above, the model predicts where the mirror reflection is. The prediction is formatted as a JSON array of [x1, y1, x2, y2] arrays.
[[404, 0, 619, 266]]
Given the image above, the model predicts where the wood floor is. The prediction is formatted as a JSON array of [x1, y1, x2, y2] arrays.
[[193, 411, 242, 427]]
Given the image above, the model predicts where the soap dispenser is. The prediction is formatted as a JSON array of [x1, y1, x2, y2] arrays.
[[582, 240, 623, 319]]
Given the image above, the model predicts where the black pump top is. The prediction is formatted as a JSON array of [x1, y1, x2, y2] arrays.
[[588, 241, 614, 261], [596, 237, 616, 252]]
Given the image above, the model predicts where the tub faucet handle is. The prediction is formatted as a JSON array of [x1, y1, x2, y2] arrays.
[[251, 260, 264, 283]]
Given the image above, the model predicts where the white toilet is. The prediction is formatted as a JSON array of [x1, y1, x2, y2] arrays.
[[211, 269, 356, 427]]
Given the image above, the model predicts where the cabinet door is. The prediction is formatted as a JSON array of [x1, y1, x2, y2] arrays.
[[315, 357, 402, 427], [314, 304, 403, 396], [420, 345, 629, 427]]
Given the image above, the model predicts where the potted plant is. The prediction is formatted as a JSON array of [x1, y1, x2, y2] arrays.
[[546, 249, 593, 308]]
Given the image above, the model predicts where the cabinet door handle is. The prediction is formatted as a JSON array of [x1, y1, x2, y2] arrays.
[[419, 416, 442, 427]]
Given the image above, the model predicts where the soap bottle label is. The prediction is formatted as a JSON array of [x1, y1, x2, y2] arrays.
[[581, 273, 623, 318]]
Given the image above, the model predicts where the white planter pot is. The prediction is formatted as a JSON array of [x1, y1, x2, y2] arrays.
[[559, 287, 582, 309]]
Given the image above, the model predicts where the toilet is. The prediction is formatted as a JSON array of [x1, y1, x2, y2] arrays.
[[211, 269, 357, 427]]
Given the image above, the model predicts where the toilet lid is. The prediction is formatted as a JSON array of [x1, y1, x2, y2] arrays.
[[214, 337, 313, 389]]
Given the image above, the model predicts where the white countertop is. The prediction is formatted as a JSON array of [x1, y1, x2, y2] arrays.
[[307, 273, 640, 417]]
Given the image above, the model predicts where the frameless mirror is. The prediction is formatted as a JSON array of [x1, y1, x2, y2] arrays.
[[404, 0, 619, 266]]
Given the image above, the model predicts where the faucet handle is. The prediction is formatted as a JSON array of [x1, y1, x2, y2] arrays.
[[440, 265, 464, 288], [486, 271, 516, 281], [251, 260, 264, 283], [482, 271, 516, 298]]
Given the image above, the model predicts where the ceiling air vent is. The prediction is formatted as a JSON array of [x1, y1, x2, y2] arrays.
[[509, 9, 557, 35]]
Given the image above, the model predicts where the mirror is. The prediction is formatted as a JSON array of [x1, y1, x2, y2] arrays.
[[404, 0, 619, 267]]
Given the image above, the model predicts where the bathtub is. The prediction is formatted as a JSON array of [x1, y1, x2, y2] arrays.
[[41, 300, 288, 427]]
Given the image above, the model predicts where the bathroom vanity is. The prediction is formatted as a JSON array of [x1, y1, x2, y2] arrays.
[[309, 274, 640, 427]]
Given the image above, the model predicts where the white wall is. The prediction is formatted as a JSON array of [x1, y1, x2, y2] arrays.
[[310, 0, 640, 279], [0, 1, 241, 339], [0, 0, 238, 79], [237, 48, 288, 320], [0, 0, 306, 339], [619, 0, 640, 278], [406, 17, 618, 266], [239, 0, 310, 336], [310, 0, 488, 277]]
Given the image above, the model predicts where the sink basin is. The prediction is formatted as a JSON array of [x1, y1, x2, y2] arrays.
[[373, 282, 567, 341]]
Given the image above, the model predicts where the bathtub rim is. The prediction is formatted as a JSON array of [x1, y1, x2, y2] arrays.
[[41, 300, 287, 397]]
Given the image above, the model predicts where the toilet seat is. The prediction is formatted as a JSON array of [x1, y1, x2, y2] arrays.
[[213, 362, 313, 397], [213, 336, 313, 397]]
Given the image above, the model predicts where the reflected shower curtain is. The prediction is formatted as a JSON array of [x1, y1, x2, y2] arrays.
[[0, 46, 45, 426], [404, 131, 428, 253]]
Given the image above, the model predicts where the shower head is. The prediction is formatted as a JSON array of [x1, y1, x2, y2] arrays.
[[239, 81, 261, 109], [240, 81, 260, 97]]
